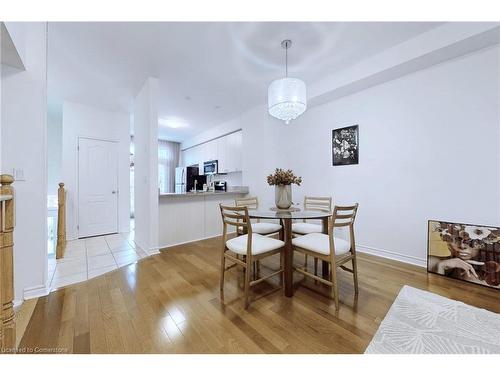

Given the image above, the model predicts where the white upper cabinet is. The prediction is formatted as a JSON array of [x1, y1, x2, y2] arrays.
[[217, 136, 228, 173], [228, 131, 242, 172], [182, 144, 202, 174], [205, 140, 218, 162], [197, 145, 205, 174], [181, 130, 243, 174]]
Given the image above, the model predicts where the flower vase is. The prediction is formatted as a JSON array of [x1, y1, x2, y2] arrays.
[[275, 184, 292, 209]]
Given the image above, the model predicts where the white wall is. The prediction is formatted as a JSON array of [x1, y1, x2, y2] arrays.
[[47, 109, 62, 196], [213, 171, 242, 188], [133, 78, 159, 253], [1, 22, 48, 301], [3, 22, 27, 67], [62, 101, 130, 240], [285, 45, 500, 266], [182, 45, 500, 267]]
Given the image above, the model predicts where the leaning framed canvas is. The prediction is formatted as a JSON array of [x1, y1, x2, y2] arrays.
[[332, 125, 359, 166], [427, 220, 500, 289]]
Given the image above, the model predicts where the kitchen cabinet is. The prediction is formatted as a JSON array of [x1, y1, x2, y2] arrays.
[[196, 143, 205, 174], [205, 140, 218, 162], [180, 130, 243, 174], [217, 136, 228, 173], [182, 144, 202, 173], [182, 147, 195, 167], [226, 131, 242, 172], [159, 192, 246, 247]]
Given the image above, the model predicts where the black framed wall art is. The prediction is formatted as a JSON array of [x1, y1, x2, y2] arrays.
[[332, 125, 359, 166]]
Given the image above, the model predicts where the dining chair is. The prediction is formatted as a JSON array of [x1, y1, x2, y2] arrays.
[[235, 196, 282, 236], [219, 204, 285, 309], [292, 196, 332, 235], [235, 197, 283, 279], [292, 196, 332, 274], [292, 204, 359, 310]]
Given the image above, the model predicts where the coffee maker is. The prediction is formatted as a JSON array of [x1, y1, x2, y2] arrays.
[[213, 181, 227, 192]]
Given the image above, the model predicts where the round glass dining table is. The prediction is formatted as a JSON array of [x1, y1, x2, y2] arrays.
[[248, 209, 332, 297]]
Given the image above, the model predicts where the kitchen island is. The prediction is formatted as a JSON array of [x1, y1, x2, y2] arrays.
[[158, 188, 248, 248]]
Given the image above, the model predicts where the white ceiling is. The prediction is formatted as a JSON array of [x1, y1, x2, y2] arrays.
[[47, 22, 443, 142]]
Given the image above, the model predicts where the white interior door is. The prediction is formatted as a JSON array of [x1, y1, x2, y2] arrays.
[[78, 137, 119, 238]]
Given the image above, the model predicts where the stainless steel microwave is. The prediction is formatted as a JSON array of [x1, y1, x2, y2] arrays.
[[203, 160, 218, 175]]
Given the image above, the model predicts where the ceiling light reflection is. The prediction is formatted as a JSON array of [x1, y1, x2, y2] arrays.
[[158, 117, 189, 129]]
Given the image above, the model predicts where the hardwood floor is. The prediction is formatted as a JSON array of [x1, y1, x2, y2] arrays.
[[19, 236, 500, 353]]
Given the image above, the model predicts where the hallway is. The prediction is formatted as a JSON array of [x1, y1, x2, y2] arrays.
[[47, 231, 148, 291]]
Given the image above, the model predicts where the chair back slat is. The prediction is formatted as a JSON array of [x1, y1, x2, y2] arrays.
[[335, 204, 358, 212], [222, 212, 245, 220], [235, 197, 259, 210], [304, 196, 332, 213], [220, 204, 251, 230], [335, 214, 354, 220], [331, 203, 358, 228]]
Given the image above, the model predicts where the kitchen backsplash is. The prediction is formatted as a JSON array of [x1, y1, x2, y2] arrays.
[[209, 171, 242, 188]]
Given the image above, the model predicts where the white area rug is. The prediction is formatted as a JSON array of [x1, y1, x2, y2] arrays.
[[365, 285, 500, 354]]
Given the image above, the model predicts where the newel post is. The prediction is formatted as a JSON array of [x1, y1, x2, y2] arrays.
[[0, 174, 15, 351], [56, 182, 66, 259]]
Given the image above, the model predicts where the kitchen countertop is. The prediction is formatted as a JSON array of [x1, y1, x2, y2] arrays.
[[159, 188, 248, 198]]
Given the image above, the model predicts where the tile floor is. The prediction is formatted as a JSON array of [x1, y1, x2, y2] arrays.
[[47, 231, 149, 291]]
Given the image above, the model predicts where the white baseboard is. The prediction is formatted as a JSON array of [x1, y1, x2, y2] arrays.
[[158, 231, 236, 251], [23, 284, 49, 300], [357, 244, 426, 268], [159, 234, 219, 251], [13, 299, 23, 308], [133, 238, 160, 256], [145, 247, 160, 256]]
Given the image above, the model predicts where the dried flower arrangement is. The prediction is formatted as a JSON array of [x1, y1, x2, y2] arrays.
[[266, 168, 302, 186]]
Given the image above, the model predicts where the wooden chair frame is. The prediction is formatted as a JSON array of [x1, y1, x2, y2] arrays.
[[235, 196, 285, 232], [235, 196, 260, 223], [219, 204, 284, 309], [235, 196, 282, 278], [293, 204, 359, 310], [302, 196, 332, 219], [296, 196, 333, 274]]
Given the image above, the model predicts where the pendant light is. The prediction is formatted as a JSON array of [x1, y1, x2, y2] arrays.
[[268, 39, 307, 124]]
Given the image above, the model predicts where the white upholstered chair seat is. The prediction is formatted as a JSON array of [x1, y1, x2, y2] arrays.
[[292, 222, 323, 235], [292, 233, 351, 256], [226, 234, 284, 255], [252, 222, 282, 235]]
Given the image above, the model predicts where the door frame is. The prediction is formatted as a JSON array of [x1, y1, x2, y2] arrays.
[[77, 135, 120, 239]]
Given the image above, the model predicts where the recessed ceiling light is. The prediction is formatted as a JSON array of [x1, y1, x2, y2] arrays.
[[158, 117, 189, 129]]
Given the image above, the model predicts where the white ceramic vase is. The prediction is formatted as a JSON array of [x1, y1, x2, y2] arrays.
[[275, 184, 292, 209]]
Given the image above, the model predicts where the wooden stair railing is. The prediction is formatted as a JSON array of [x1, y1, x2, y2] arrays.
[[0, 174, 15, 351], [56, 182, 66, 259]]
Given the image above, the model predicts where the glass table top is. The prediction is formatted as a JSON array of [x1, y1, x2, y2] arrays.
[[248, 209, 331, 220]]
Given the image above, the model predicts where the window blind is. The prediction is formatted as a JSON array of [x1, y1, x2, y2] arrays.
[[158, 140, 180, 193]]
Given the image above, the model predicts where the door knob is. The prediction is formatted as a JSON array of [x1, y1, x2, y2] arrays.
[[112, 191, 117, 194]]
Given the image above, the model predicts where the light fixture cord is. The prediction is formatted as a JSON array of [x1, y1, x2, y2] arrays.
[[285, 44, 288, 77]]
